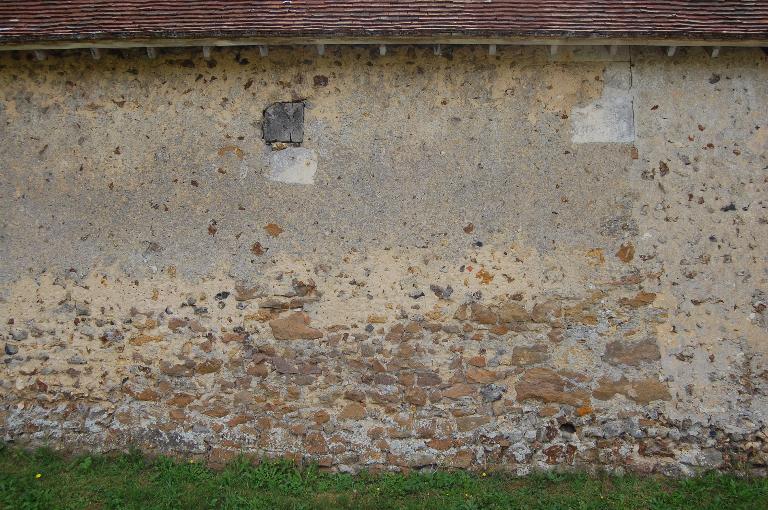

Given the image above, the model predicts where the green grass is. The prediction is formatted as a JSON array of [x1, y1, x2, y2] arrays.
[[0, 444, 766, 510]]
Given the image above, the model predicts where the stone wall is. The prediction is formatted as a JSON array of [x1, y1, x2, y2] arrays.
[[1, 45, 766, 475]]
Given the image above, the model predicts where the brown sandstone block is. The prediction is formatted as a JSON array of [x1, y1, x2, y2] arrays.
[[443, 383, 475, 399], [510, 344, 550, 365], [269, 312, 323, 340], [470, 303, 497, 324], [466, 366, 498, 384], [515, 368, 589, 407], [603, 338, 661, 366], [448, 450, 474, 468], [455, 415, 491, 432], [129, 334, 164, 346], [196, 358, 223, 374], [339, 402, 366, 420], [498, 302, 530, 322]]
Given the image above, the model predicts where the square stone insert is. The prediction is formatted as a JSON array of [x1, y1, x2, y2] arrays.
[[263, 101, 304, 143]]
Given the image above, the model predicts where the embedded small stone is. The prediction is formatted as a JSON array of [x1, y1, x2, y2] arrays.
[[314, 410, 330, 424], [102, 328, 124, 342], [427, 438, 453, 450], [189, 321, 207, 333], [221, 332, 247, 343], [480, 384, 506, 402], [271, 357, 298, 374], [470, 303, 497, 324], [234, 285, 261, 301], [129, 334, 164, 346], [247, 362, 270, 377], [4, 343, 19, 355], [449, 450, 475, 468], [699, 448, 724, 468], [385, 323, 405, 342], [404, 386, 427, 406], [304, 432, 328, 455], [168, 393, 196, 407], [167, 318, 187, 331], [250, 242, 266, 256], [204, 406, 229, 418], [453, 304, 469, 321], [160, 360, 195, 377], [227, 415, 249, 427], [429, 284, 453, 300], [10, 329, 28, 341], [416, 370, 442, 386], [467, 355, 486, 367], [196, 358, 223, 374], [68, 354, 87, 365], [530, 300, 562, 323], [136, 388, 160, 401], [407, 453, 437, 468], [616, 242, 635, 262], [620, 291, 657, 308], [260, 298, 290, 310], [344, 389, 366, 402]]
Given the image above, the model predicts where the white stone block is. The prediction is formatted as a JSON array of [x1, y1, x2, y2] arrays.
[[267, 148, 317, 185]]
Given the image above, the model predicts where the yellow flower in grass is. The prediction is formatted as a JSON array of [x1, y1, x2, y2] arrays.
[[35, 473, 42, 479]]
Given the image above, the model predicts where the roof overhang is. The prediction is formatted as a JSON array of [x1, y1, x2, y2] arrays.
[[1, 35, 766, 52], [1, 1, 767, 52]]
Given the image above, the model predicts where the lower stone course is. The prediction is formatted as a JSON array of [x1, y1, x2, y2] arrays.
[[3, 277, 767, 476]]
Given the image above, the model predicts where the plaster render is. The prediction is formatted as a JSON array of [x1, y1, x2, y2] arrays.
[[0, 45, 766, 474]]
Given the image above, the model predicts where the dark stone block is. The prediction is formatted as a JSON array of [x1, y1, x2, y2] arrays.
[[263, 101, 304, 143]]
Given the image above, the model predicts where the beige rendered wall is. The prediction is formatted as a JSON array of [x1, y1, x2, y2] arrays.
[[0, 45, 766, 475]]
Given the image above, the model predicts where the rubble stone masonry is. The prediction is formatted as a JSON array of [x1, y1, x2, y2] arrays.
[[0, 45, 766, 475]]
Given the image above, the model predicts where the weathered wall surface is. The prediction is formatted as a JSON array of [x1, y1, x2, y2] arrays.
[[1, 45, 766, 475]]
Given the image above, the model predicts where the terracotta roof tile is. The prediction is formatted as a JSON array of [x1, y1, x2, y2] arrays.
[[1, 1, 767, 45]]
